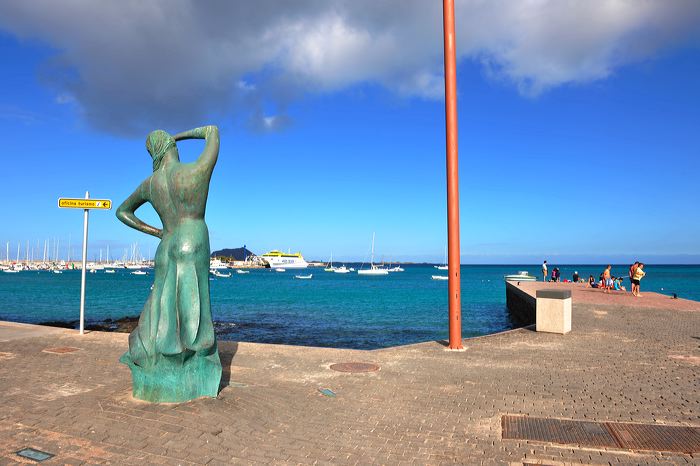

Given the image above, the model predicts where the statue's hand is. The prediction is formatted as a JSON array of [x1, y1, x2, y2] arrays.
[[199, 125, 217, 138]]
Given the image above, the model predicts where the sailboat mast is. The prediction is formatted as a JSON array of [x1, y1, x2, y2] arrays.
[[371, 232, 375, 265]]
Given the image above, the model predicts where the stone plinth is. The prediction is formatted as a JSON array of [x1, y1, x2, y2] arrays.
[[536, 289, 572, 334]]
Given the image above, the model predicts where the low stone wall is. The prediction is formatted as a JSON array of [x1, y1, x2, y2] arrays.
[[505, 281, 536, 326]]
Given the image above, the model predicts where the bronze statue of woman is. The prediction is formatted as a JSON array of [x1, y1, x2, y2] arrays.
[[116, 125, 222, 402]]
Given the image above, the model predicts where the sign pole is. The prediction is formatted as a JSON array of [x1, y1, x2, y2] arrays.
[[79, 191, 89, 335], [58, 194, 110, 335], [443, 0, 463, 349]]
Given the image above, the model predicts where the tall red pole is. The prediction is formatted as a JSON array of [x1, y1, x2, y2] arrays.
[[443, 0, 462, 349]]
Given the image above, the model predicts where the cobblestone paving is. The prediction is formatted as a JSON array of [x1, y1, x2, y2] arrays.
[[0, 298, 698, 465]]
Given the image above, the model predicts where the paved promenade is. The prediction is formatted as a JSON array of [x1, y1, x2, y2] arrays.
[[0, 285, 698, 465]]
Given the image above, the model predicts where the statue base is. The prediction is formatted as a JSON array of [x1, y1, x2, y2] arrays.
[[120, 350, 222, 403]]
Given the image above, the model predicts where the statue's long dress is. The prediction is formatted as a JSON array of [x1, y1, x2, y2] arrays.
[[120, 219, 222, 402]]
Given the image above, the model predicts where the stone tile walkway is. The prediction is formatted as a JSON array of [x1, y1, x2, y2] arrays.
[[0, 294, 698, 464]]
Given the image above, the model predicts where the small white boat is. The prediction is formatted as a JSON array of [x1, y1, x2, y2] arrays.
[[504, 271, 536, 282], [104, 269, 116, 274], [431, 275, 448, 281], [294, 274, 313, 279], [89, 269, 97, 274], [131, 270, 147, 276], [275, 268, 286, 272], [388, 266, 404, 272], [52, 269, 63, 274], [435, 246, 448, 270], [349, 267, 355, 272], [324, 253, 336, 272], [236, 270, 249, 274], [211, 270, 232, 278], [333, 266, 351, 274], [3, 268, 20, 273], [358, 265, 389, 276], [357, 233, 388, 276]]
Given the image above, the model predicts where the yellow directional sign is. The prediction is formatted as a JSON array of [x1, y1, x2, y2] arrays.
[[58, 198, 112, 210]]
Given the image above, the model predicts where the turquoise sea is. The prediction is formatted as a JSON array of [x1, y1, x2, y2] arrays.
[[1, 264, 698, 349]]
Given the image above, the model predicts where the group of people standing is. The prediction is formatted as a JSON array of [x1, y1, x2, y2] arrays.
[[628, 261, 646, 297], [541, 260, 646, 297]]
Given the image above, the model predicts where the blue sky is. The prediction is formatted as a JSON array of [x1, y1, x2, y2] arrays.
[[0, 1, 699, 263]]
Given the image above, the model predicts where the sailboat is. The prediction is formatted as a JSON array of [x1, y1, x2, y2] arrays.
[[387, 261, 404, 272], [324, 253, 336, 272], [357, 233, 389, 276], [435, 246, 448, 270]]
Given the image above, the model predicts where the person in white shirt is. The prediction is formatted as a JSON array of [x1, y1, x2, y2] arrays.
[[542, 260, 548, 282]]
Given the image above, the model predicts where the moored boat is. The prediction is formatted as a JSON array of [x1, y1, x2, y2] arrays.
[[504, 271, 536, 282], [261, 250, 309, 269], [357, 233, 388, 276], [209, 258, 229, 270]]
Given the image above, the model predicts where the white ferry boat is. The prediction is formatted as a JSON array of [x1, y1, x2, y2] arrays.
[[209, 258, 229, 270], [260, 250, 309, 269]]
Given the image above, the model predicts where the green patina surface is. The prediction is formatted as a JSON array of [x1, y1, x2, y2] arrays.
[[116, 125, 222, 403], [119, 347, 221, 402]]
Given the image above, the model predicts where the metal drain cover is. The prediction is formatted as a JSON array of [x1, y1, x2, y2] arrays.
[[607, 422, 700, 453], [502, 415, 618, 448], [42, 346, 81, 354], [502, 415, 700, 454], [16, 448, 54, 462], [330, 362, 380, 373]]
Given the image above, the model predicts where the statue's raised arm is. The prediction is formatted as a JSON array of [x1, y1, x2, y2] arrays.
[[172, 125, 219, 177]]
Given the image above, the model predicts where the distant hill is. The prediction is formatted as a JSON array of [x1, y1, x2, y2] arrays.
[[211, 247, 255, 261]]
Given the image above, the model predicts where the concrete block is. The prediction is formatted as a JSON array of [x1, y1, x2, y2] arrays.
[[536, 289, 572, 334]]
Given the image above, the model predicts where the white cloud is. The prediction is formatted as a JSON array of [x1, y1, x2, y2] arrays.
[[54, 93, 75, 104], [0, 0, 697, 135]]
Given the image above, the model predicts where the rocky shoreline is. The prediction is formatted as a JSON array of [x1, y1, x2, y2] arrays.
[[38, 316, 139, 333]]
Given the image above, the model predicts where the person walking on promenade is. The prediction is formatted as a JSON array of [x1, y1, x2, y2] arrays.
[[629, 261, 639, 293], [542, 260, 548, 282], [632, 263, 646, 296], [602, 265, 613, 292]]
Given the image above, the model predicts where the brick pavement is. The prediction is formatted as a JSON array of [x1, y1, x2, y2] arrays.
[[0, 296, 698, 465]]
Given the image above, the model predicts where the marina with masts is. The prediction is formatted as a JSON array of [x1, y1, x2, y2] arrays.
[[0, 239, 153, 273]]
